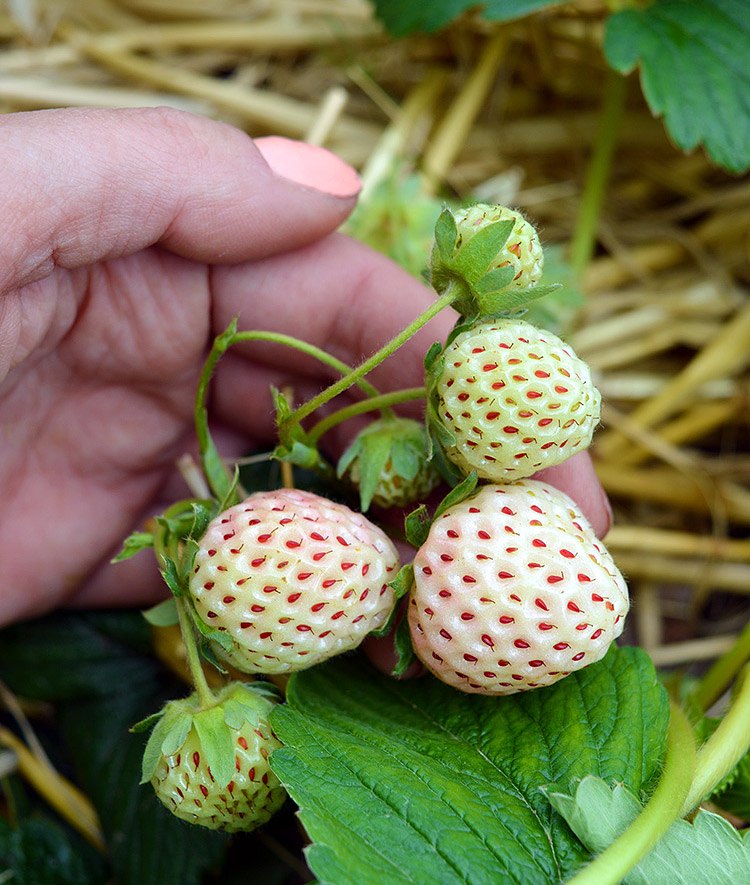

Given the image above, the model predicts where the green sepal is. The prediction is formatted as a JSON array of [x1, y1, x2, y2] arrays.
[[472, 265, 516, 298], [189, 605, 234, 654], [357, 432, 394, 511], [336, 436, 363, 479], [450, 218, 514, 286], [223, 683, 279, 730], [179, 538, 200, 586], [160, 558, 183, 598], [392, 613, 416, 678], [217, 465, 241, 513], [199, 639, 228, 673], [423, 340, 443, 374], [433, 471, 478, 520], [432, 207, 458, 263], [193, 706, 236, 788], [389, 437, 420, 481], [130, 710, 164, 734], [161, 712, 193, 757], [142, 597, 179, 627], [111, 531, 154, 563], [426, 423, 465, 487], [272, 387, 323, 471], [369, 565, 414, 639], [405, 505, 431, 549], [425, 398, 455, 450], [389, 563, 414, 601], [141, 716, 172, 784], [478, 282, 562, 318]]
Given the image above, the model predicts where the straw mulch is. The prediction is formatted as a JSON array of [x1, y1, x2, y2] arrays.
[[2, 0, 749, 677]]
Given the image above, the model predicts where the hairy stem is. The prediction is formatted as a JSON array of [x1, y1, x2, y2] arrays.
[[175, 598, 215, 709], [565, 703, 696, 885], [283, 291, 457, 434], [569, 69, 627, 279], [307, 387, 427, 444], [692, 617, 750, 712], [681, 665, 750, 816]]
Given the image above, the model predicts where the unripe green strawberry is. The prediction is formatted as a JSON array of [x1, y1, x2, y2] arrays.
[[189, 489, 400, 674], [408, 480, 628, 695], [433, 318, 600, 482], [453, 203, 543, 290], [338, 417, 440, 511], [143, 683, 285, 832]]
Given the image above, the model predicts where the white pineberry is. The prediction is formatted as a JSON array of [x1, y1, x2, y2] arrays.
[[435, 319, 600, 482], [188, 489, 400, 674], [408, 481, 628, 695]]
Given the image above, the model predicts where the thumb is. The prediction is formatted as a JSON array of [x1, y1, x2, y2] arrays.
[[1, 107, 360, 293]]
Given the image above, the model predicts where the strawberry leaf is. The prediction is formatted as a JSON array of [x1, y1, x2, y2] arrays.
[[370, 0, 562, 36], [605, 0, 750, 173], [271, 646, 668, 885], [548, 775, 750, 883]]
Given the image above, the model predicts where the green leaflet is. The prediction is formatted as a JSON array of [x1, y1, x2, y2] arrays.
[[605, 0, 750, 173], [270, 646, 668, 885], [548, 775, 750, 883], [370, 0, 562, 36]]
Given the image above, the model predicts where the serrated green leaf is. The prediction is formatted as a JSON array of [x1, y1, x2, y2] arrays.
[[433, 206, 458, 260], [549, 775, 750, 884], [270, 647, 668, 885], [0, 816, 108, 885], [193, 706, 236, 788], [112, 531, 154, 562], [404, 504, 431, 548], [141, 597, 179, 627], [451, 218, 514, 286], [358, 432, 394, 511], [605, 1, 750, 173], [370, 0, 561, 36], [433, 470, 478, 520]]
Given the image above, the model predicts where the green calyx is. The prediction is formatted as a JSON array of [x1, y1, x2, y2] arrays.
[[429, 204, 556, 319], [138, 681, 279, 788], [337, 416, 439, 511]]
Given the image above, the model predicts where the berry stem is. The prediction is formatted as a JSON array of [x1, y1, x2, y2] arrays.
[[565, 702, 695, 885], [680, 665, 750, 816], [568, 69, 627, 279], [282, 291, 457, 435], [307, 387, 427, 444], [175, 597, 216, 709], [195, 325, 387, 500], [691, 617, 750, 712]]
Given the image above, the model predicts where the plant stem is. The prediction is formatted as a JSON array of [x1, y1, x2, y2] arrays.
[[283, 291, 457, 434], [680, 665, 750, 816], [195, 327, 390, 499], [307, 387, 427, 444], [569, 69, 627, 279], [692, 617, 750, 712], [176, 597, 215, 709], [565, 702, 696, 885]]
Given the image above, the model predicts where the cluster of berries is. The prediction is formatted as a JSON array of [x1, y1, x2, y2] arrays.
[[127, 203, 629, 833]]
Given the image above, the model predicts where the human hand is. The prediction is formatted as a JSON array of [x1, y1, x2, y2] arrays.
[[0, 106, 610, 630]]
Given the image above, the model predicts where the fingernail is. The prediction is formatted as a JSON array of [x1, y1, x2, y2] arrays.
[[255, 136, 360, 198]]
